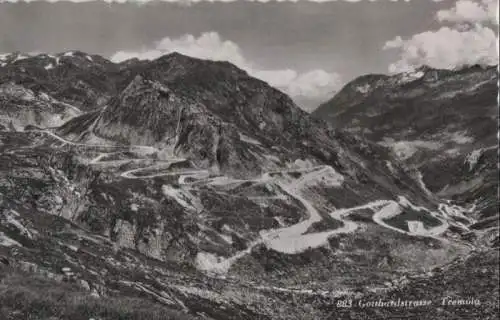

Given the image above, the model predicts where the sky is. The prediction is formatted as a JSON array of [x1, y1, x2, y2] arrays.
[[0, 0, 498, 111]]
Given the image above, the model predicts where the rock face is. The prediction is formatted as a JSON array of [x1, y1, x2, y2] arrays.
[[0, 82, 81, 131], [55, 53, 438, 199], [313, 65, 498, 226], [1, 52, 497, 319]]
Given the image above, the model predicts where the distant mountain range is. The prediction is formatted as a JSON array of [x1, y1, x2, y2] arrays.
[[0, 51, 498, 320]]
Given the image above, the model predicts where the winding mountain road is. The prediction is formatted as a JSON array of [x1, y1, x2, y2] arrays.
[[26, 129, 454, 274]]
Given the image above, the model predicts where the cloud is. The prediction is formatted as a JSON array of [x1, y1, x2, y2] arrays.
[[0, 0, 383, 3], [384, 25, 498, 72], [437, 0, 498, 24], [0, 0, 423, 3], [111, 32, 342, 112], [383, 0, 499, 73]]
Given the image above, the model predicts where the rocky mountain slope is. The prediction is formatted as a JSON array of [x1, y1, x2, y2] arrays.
[[0, 51, 121, 111], [0, 82, 81, 131], [313, 65, 498, 244], [1, 52, 497, 319]]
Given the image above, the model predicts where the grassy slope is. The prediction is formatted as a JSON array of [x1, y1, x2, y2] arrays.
[[0, 266, 197, 320]]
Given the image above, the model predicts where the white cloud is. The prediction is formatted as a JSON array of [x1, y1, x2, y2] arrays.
[[112, 33, 246, 65], [383, 0, 499, 73], [437, 0, 498, 25], [111, 32, 342, 111], [253, 69, 340, 99], [384, 25, 498, 73], [0, 0, 380, 3]]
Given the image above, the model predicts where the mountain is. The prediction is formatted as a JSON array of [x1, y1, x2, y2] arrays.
[[0, 51, 121, 111], [0, 82, 82, 131], [1, 53, 498, 320], [313, 65, 498, 240]]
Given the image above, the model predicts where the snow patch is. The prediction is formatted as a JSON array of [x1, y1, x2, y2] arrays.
[[12, 54, 30, 63], [397, 70, 425, 84], [356, 84, 371, 94]]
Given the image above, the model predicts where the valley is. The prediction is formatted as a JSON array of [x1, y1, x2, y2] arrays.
[[0, 50, 497, 320]]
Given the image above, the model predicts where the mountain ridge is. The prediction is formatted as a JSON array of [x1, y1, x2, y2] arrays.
[[312, 63, 498, 241], [1, 50, 497, 319]]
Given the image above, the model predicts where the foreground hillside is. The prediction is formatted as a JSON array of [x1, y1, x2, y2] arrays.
[[0, 52, 497, 319]]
